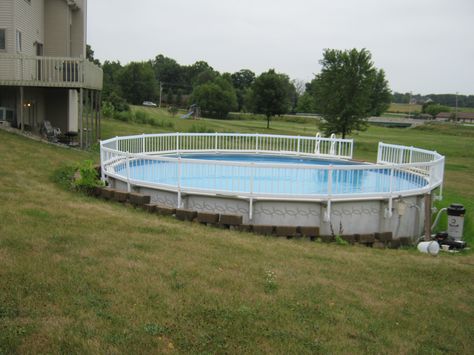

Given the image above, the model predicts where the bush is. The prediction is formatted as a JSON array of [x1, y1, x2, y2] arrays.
[[113, 110, 133, 122], [134, 110, 151, 124], [52, 160, 103, 194], [101, 101, 115, 118], [107, 92, 130, 112]]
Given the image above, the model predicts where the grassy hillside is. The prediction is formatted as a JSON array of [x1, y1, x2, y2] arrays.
[[1, 118, 473, 353]]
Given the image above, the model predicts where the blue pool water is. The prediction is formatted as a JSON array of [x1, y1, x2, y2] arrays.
[[116, 154, 426, 196]]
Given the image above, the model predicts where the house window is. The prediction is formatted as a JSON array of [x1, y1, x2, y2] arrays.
[[16, 30, 22, 52], [0, 29, 5, 50]]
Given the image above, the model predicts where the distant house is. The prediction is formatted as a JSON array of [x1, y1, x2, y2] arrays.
[[0, 0, 103, 148], [436, 112, 474, 122]]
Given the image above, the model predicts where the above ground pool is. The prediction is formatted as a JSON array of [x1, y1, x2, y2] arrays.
[[100, 133, 445, 238], [114, 153, 427, 196]]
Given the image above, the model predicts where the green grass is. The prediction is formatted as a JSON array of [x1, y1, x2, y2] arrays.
[[1, 117, 474, 353]]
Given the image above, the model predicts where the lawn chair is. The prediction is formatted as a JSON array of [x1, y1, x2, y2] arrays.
[[41, 120, 61, 143]]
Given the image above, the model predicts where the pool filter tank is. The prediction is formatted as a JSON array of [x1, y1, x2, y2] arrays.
[[447, 204, 466, 241]]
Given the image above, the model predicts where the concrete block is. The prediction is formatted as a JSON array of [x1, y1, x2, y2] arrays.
[[197, 212, 219, 224], [375, 232, 393, 242], [143, 204, 157, 213], [275, 226, 299, 237], [100, 187, 116, 200], [128, 192, 151, 206], [156, 206, 176, 216], [90, 186, 103, 197], [219, 214, 243, 226], [373, 241, 386, 249], [252, 225, 274, 235], [399, 237, 412, 246], [236, 224, 253, 232], [298, 226, 319, 237], [388, 239, 401, 249], [175, 209, 197, 222], [358, 233, 375, 244], [113, 190, 129, 203]]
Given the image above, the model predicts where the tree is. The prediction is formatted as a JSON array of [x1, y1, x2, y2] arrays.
[[101, 60, 123, 100], [296, 92, 317, 113], [86, 44, 101, 66], [231, 69, 256, 112], [313, 48, 391, 138], [250, 69, 291, 128], [190, 77, 237, 118], [369, 69, 391, 116], [118, 62, 157, 105], [422, 103, 450, 118]]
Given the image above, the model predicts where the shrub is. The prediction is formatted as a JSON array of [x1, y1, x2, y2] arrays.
[[113, 110, 133, 122], [101, 101, 115, 118], [134, 110, 151, 124], [53, 160, 104, 194]]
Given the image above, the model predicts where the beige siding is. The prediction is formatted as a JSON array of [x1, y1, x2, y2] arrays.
[[14, 0, 44, 56], [0, 0, 14, 53], [44, 0, 70, 57], [70, 0, 86, 58]]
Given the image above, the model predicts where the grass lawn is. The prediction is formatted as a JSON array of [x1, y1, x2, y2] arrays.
[[1, 114, 473, 353]]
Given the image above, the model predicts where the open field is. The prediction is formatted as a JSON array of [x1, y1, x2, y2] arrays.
[[1, 116, 474, 353], [388, 103, 422, 113], [389, 103, 474, 114]]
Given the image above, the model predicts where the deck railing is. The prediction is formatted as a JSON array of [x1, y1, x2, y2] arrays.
[[100, 133, 444, 220], [0, 54, 103, 90]]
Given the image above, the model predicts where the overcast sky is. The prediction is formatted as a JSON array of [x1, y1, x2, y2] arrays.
[[88, 0, 474, 95]]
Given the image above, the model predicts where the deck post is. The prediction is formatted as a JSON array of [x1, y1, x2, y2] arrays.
[[79, 88, 83, 148], [19, 86, 24, 132]]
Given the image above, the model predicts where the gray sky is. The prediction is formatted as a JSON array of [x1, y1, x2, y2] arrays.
[[88, 0, 474, 95]]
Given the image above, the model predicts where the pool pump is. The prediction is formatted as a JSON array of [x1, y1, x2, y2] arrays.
[[431, 203, 467, 250]]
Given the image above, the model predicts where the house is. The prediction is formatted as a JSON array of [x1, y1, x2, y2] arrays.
[[436, 112, 474, 122], [0, 0, 103, 148]]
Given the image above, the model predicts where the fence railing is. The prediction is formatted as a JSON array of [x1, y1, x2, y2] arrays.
[[377, 142, 444, 191], [100, 133, 444, 221], [0, 54, 103, 90], [102, 132, 353, 158]]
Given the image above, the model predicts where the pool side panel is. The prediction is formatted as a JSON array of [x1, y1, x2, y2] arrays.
[[108, 176, 426, 240]]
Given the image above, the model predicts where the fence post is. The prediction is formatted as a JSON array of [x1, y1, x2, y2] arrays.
[[256, 133, 259, 153], [215, 132, 218, 152], [177, 157, 182, 208], [387, 166, 394, 218], [249, 162, 254, 220], [330, 133, 336, 156], [100, 141, 105, 181], [314, 132, 321, 155], [377, 142, 383, 163], [126, 151, 131, 192], [297, 136, 300, 155], [324, 165, 333, 222], [142, 133, 146, 153], [176, 132, 180, 154]]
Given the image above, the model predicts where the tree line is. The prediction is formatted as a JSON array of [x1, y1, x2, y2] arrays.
[[88, 46, 392, 137], [392, 92, 474, 108]]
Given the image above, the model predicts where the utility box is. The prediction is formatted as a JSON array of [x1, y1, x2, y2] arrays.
[[447, 204, 465, 240]]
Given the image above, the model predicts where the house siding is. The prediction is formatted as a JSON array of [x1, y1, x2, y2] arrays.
[[0, 1, 14, 53], [14, 0, 44, 56], [44, 0, 71, 57]]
